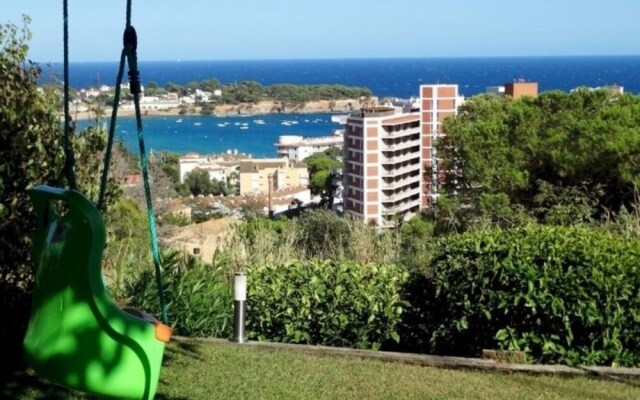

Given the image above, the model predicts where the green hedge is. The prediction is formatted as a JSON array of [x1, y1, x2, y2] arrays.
[[247, 259, 408, 350], [400, 225, 640, 366], [122, 251, 233, 338]]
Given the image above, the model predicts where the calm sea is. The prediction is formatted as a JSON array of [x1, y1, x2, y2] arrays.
[[77, 114, 337, 157], [67, 57, 640, 155]]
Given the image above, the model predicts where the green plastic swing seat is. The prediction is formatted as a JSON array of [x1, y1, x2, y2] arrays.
[[23, 185, 171, 400]]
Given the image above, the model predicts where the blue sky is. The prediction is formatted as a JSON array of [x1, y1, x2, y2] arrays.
[[4, 0, 640, 62]]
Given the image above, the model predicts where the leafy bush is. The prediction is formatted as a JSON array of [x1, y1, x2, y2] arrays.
[[103, 197, 151, 291], [401, 225, 640, 366], [161, 211, 191, 227], [0, 18, 118, 365], [296, 209, 353, 258], [121, 250, 233, 338], [247, 259, 408, 350]]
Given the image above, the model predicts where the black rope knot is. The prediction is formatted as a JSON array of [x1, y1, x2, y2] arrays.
[[128, 69, 141, 95], [123, 26, 141, 95], [123, 25, 137, 51]]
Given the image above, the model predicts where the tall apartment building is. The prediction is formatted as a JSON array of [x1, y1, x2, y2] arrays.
[[420, 84, 465, 207], [343, 106, 422, 228], [342, 85, 464, 227]]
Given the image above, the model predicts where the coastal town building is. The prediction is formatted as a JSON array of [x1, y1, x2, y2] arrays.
[[486, 80, 539, 99], [329, 166, 344, 212], [505, 80, 538, 99], [486, 85, 506, 96], [178, 152, 250, 185], [342, 84, 464, 228], [343, 105, 422, 228], [571, 85, 624, 95], [257, 186, 312, 217], [121, 96, 181, 111], [420, 84, 465, 207], [275, 133, 344, 162], [238, 158, 308, 195]]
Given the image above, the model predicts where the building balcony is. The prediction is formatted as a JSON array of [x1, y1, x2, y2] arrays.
[[381, 198, 420, 215], [382, 139, 420, 153], [381, 175, 420, 190], [381, 152, 420, 165], [382, 126, 420, 139], [380, 209, 420, 228], [381, 163, 420, 177], [381, 186, 421, 203]]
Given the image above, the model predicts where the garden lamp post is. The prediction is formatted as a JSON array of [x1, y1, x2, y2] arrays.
[[232, 272, 247, 343]]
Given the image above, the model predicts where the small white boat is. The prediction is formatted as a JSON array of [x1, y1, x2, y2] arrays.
[[194, 122, 202, 126], [176, 119, 183, 123], [240, 126, 249, 130], [217, 123, 226, 127]]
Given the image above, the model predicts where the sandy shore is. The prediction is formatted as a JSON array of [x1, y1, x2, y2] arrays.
[[70, 98, 376, 121]]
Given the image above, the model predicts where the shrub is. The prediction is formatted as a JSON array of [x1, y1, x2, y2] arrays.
[[103, 197, 151, 291], [401, 225, 640, 366], [296, 209, 352, 258], [121, 250, 233, 338], [247, 259, 408, 350], [1, 19, 65, 345]]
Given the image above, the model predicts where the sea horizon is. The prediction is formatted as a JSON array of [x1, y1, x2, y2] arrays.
[[38, 54, 640, 64], [40, 56, 640, 99], [69, 55, 640, 156]]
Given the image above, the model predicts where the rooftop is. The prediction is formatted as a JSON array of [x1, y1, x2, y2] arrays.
[[381, 114, 420, 126]]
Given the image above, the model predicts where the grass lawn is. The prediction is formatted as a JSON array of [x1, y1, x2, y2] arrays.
[[4, 340, 639, 400]]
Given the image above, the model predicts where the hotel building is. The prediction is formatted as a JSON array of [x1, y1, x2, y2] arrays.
[[420, 84, 465, 207], [343, 84, 464, 227], [343, 106, 422, 228]]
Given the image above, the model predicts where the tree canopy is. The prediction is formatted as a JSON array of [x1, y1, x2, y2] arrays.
[[153, 80, 372, 106], [438, 90, 640, 225], [304, 149, 342, 196], [179, 169, 235, 197]]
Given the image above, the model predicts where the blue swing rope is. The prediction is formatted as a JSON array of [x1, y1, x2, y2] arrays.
[[64, 0, 169, 324]]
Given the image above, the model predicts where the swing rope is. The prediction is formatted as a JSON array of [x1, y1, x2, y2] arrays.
[[64, 0, 168, 324], [62, 0, 77, 190]]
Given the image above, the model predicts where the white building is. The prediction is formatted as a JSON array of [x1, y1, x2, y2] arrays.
[[275, 133, 344, 162], [179, 153, 239, 183], [486, 86, 506, 96], [194, 89, 212, 103], [120, 96, 180, 111], [180, 96, 196, 105], [571, 85, 624, 95]]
